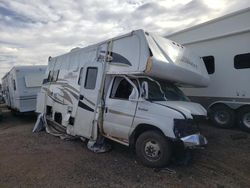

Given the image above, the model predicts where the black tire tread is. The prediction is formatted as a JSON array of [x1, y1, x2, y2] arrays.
[[135, 130, 172, 167], [237, 106, 250, 133], [209, 104, 235, 128]]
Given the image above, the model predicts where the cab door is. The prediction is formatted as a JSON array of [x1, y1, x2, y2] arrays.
[[73, 62, 103, 139], [103, 76, 138, 142]]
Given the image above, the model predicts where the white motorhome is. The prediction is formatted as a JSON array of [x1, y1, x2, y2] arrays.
[[37, 29, 209, 167], [167, 8, 250, 132], [1, 65, 46, 113]]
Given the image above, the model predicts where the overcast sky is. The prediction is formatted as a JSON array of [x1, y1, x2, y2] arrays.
[[0, 0, 250, 79]]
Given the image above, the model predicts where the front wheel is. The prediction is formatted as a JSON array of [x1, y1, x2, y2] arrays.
[[135, 131, 172, 167], [237, 107, 250, 133]]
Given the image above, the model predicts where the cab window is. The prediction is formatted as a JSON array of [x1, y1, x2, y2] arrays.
[[110, 77, 136, 100]]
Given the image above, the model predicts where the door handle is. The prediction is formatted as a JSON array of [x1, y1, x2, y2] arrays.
[[79, 95, 84, 100]]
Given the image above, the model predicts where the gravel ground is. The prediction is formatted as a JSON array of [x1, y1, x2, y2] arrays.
[[0, 104, 249, 188]]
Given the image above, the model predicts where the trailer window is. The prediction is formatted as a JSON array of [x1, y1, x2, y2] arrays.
[[48, 71, 52, 82], [52, 70, 59, 82], [78, 68, 83, 85], [13, 79, 16, 91], [234, 53, 250, 69], [25, 73, 44, 87], [84, 67, 98, 89], [202, 56, 214, 74]]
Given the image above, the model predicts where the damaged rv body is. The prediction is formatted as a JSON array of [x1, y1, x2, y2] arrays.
[[2, 66, 46, 113], [37, 30, 209, 167]]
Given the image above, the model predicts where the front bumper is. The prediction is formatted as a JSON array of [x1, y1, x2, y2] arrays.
[[180, 134, 208, 148]]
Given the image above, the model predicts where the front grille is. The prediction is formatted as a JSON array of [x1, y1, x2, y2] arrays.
[[174, 119, 200, 138]]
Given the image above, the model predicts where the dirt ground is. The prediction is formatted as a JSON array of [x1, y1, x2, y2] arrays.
[[0, 104, 249, 188]]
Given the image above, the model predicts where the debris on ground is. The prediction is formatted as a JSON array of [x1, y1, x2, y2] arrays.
[[87, 136, 112, 153], [1, 105, 250, 187], [153, 167, 176, 174]]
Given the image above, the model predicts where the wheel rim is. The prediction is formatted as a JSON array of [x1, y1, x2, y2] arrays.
[[144, 140, 161, 161], [243, 112, 250, 128], [214, 111, 230, 125]]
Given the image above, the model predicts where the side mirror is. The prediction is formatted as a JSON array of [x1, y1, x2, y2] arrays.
[[141, 81, 149, 99], [129, 88, 138, 101]]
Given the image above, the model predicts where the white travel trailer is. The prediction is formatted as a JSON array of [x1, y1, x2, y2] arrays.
[[37, 29, 209, 167], [167, 8, 250, 132], [2, 65, 46, 113]]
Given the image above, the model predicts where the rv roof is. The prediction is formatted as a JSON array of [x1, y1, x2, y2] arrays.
[[64, 30, 144, 57], [167, 7, 250, 37], [1, 65, 47, 80]]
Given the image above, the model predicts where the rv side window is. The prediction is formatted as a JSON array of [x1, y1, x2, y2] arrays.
[[202, 56, 214, 74], [84, 67, 98, 89], [78, 68, 84, 85], [52, 70, 59, 82], [110, 77, 133, 100], [13, 79, 16, 91], [48, 71, 52, 82], [234, 53, 250, 69]]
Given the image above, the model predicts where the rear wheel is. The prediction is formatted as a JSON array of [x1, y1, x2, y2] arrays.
[[135, 130, 172, 167], [209, 104, 235, 128], [237, 107, 250, 132]]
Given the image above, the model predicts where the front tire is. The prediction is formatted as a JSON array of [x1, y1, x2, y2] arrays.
[[135, 131, 172, 167], [209, 104, 235, 128], [237, 107, 250, 133]]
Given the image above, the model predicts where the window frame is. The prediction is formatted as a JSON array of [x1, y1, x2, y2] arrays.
[[52, 70, 59, 82], [109, 77, 134, 101], [47, 70, 59, 83], [202, 55, 215, 74], [78, 67, 83, 85], [47, 71, 52, 82], [84, 67, 98, 90], [13, 79, 16, 91], [234, 53, 250, 69]]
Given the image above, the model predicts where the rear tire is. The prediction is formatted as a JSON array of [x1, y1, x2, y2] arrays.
[[237, 107, 250, 133], [209, 104, 235, 128], [135, 130, 172, 167]]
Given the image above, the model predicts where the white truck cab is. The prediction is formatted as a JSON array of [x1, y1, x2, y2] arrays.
[[100, 75, 207, 167]]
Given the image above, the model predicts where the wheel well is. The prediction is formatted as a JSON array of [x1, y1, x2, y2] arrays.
[[129, 124, 164, 148], [208, 103, 234, 114], [208, 102, 250, 113], [209, 103, 230, 110], [209, 102, 250, 112], [235, 105, 250, 112]]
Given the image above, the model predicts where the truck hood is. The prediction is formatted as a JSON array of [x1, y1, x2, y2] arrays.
[[154, 101, 207, 119]]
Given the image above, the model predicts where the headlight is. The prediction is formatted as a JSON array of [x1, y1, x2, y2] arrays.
[[173, 119, 200, 138]]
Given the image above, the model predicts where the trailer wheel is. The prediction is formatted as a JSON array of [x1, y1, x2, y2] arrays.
[[237, 107, 250, 132], [209, 104, 235, 128], [135, 130, 172, 167]]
